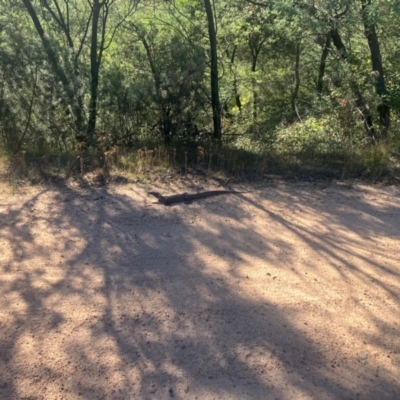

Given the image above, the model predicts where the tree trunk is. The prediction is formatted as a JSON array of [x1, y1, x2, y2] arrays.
[[138, 30, 173, 144], [291, 41, 301, 117], [316, 34, 331, 95], [251, 58, 258, 121], [249, 36, 266, 122], [227, 46, 242, 114], [22, 0, 85, 137], [140, 34, 161, 96], [330, 27, 376, 139], [360, 0, 390, 136], [204, 0, 222, 143], [87, 0, 102, 145]]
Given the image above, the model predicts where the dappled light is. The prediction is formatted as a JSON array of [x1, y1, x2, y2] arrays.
[[0, 181, 399, 399]]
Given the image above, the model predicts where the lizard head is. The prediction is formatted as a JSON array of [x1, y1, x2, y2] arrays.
[[148, 192, 162, 199]]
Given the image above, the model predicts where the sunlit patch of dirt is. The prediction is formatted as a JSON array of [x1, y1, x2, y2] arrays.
[[0, 180, 399, 399]]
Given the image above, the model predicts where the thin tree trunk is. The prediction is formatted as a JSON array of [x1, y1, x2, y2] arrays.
[[40, 0, 87, 136], [330, 27, 376, 139], [291, 41, 301, 117], [251, 57, 258, 121], [204, 0, 222, 143], [249, 32, 268, 123], [229, 46, 242, 113], [140, 34, 161, 96], [249, 37, 265, 122], [138, 31, 173, 144], [22, 0, 85, 137], [87, 0, 102, 144], [360, 0, 390, 136], [316, 34, 331, 95]]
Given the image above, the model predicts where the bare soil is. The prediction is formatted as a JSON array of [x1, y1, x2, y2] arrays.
[[0, 178, 399, 400]]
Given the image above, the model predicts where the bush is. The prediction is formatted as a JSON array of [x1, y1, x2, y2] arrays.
[[274, 116, 345, 159]]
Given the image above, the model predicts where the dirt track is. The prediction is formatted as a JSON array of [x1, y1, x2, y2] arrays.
[[0, 180, 399, 399]]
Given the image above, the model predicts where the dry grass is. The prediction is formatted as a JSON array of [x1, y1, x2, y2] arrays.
[[1, 138, 399, 192]]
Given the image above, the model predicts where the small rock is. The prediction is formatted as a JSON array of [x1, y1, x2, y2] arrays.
[[358, 352, 368, 361]]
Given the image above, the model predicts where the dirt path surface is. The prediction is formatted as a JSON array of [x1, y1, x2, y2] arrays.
[[0, 180, 399, 400]]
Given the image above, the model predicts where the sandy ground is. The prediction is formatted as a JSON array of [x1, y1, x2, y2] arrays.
[[0, 178, 399, 400]]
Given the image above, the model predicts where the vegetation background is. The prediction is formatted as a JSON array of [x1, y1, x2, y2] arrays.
[[1, 0, 400, 184]]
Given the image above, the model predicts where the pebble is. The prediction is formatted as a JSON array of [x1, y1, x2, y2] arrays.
[[358, 352, 368, 361]]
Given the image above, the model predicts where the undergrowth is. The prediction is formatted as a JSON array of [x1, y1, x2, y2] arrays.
[[1, 117, 400, 188]]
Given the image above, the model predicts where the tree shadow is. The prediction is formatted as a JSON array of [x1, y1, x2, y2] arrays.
[[0, 181, 399, 399]]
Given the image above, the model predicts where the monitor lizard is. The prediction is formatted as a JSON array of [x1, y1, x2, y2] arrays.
[[148, 190, 247, 205]]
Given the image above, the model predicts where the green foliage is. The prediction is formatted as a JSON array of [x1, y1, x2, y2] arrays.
[[0, 0, 398, 182], [274, 117, 345, 158]]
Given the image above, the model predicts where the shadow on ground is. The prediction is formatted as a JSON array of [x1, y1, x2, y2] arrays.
[[0, 181, 399, 399]]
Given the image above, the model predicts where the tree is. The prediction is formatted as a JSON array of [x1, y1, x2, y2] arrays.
[[204, 0, 222, 143], [360, 0, 390, 136], [22, 0, 138, 145]]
